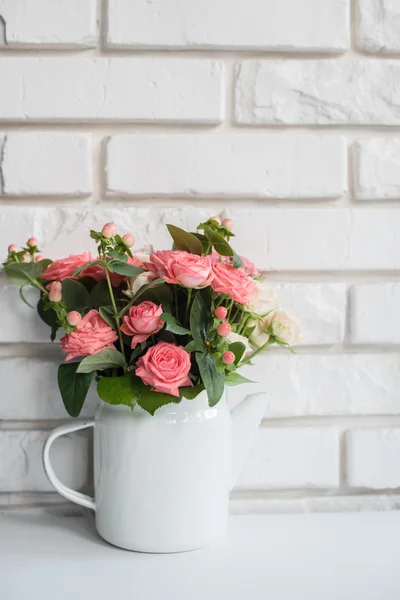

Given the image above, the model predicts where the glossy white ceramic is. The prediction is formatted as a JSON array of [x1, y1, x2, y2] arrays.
[[43, 390, 268, 553]]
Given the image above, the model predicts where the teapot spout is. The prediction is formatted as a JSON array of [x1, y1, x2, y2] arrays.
[[230, 393, 269, 490]]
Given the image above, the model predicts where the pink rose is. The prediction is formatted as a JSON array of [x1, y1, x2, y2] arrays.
[[136, 341, 192, 397], [149, 250, 213, 288], [211, 262, 256, 305], [237, 256, 259, 277], [42, 252, 94, 282], [120, 301, 164, 349], [60, 309, 118, 361]]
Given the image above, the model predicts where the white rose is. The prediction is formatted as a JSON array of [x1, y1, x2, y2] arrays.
[[248, 317, 270, 349], [270, 310, 301, 346], [247, 280, 277, 315], [227, 332, 253, 356], [126, 271, 154, 296]]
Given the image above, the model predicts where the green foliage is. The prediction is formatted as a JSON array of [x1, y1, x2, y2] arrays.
[[73, 259, 103, 278], [228, 341, 246, 365], [99, 306, 117, 330], [37, 295, 59, 341], [180, 384, 205, 400], [3, 259, 52, 286], [120, 278, 165, 315], [61, 279, 91, 314], [107, 261, 144, 277], [97, 373, 138, 408], [190, 290, 212, 342], [224, 372, 254, 386], [19, 286, 35, 308], [58, 362, 94, 417], [107, 250, 127, 262], [90, 279, 111, 309], [77, 348, 126, 374], [161, 312, 190, 335], [195, 351, 224, 407], [166, 224, 203, 255], [137, 388, 180, 415], [185, 339, 205, 352], [199, 225, 243, 268]]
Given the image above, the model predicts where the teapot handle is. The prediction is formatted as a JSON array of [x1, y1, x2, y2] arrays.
[[42, 420, 96, 511]]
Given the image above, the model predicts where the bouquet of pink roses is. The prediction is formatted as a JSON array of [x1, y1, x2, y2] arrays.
[[2, 217, 300, 416]]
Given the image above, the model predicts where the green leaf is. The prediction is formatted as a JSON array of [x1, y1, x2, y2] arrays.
[[180, 384, 205, 400], [19, 286, 35, 308], [77, 348, 125, 374], [190, 290, 212, 342], [228, 341, 246, 365], [185, 339, 206, 352], [107, 250, 127, 262], [166, 224, 203, 255], [37, 296, 59, 341], [191, 232, 211, 254], [73, 260, 104, 278], [120, 278, 165, 315], [91, 279, 112, 309], [202, 225, 233, 257], [58, 363, 94, 417], [161, 312, 190, 335], [108, 261, 144, 277], [195, 351, 224, 407], [61, 279, 91, 313], [99, 306, 117, 330], [232, 250, 244, 269], [138, 389, 180, 416], [97, 373, 138, 408], [3, 259, 52, 286], [224, 372, 254, 386]]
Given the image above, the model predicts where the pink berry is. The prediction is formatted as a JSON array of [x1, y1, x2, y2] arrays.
[[27, 237, 39, 247], [222, 218, 234, 231], [8, 244, 18, 253], [66, 311, 82, 327], [122, 233, 135, 248], [101, 222, 118, 239], [222, 351, 235, 365], [210, 215, 221, 225], [22, 253, 31, 262], [48, 289, 62, 303], [46, 281, 62, 292], [217, 322, 232, 337], [34, 255, 44, 262], [214, 306, 227, 320]]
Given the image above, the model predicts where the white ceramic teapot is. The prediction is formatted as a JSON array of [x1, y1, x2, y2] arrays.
[[43, 390, 268, 553]]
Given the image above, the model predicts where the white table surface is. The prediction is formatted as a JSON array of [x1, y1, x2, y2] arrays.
[[1, 511, 399, 600]]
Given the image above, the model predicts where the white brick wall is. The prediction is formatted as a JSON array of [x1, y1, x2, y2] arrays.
[[1, 1, 400, 513]]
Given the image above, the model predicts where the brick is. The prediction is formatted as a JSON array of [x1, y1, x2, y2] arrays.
[[2, 207, 400, 272], [107, 0, 349, 51], [0, 359, 99, 420], [353, 139, 400, 200], [107, 135, 346, 199], [0, 286, 50, 343], [235, 60, 400, 125], [226, 354, 400, 417], [272, 283, 346, 344], [0, 430, 90, 492], [0, 58, 224, 123], [0, 0, 96, 48], [356, 0, 400, 53], [349, 283, 400, 343], [237, 428, 340, 489], [2, 133, 92, 196], [346, 428, 400, 489]]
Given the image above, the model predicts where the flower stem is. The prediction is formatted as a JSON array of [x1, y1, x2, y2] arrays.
[[185, 288, 192, 322], [240, 337, 275, 366], [104, 264, 127, 369]]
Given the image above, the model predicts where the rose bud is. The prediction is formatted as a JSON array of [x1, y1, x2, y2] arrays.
[[122, 233, 135, 248], [222, 351, 235, 365], [27, 237, 39, 247], [217, 322, 232, 337], [66, 311, 82, 327], [46, 281, 62, 292], [101, 222, 118, 239], [8, 244, 19, 253], [34, 255, 44, 262], [48, 288, 62, 303], [22, 253, 31, 262], [222, 218, 234, 231], [210, 215, 221, 225], [214, 306, 227, 320]]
